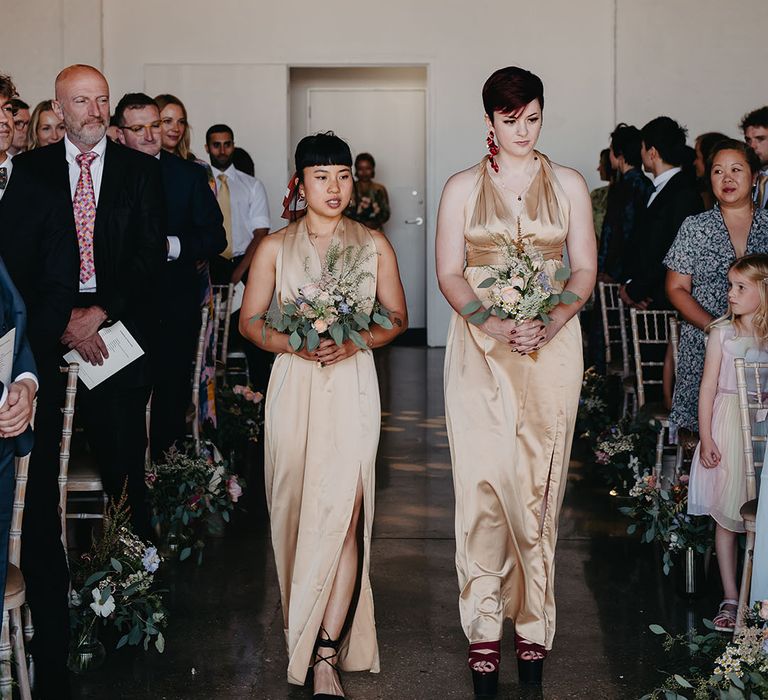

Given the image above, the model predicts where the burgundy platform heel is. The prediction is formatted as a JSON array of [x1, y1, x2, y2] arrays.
[[468, 640, 500, 698], [514, 633, 547, 686]]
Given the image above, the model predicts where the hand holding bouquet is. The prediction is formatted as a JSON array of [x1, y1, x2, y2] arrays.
[[261, 242, 392, 353], [460, 233, 579, 357]]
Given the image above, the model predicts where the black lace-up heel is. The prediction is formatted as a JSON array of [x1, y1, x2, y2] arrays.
[[312, 626, 344, 699]]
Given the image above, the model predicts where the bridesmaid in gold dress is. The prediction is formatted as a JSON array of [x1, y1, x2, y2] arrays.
[[436, 67, 596, 695], [240, 132, 407, 699]]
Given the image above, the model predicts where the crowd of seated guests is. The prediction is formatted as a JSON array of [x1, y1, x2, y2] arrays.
[[0, 63, 274, 699]]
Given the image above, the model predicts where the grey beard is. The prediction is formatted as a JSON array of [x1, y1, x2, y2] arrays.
[[67, 120, 106, 148]]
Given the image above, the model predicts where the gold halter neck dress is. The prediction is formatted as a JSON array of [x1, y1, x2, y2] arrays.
[[444, 153, 583, 650], [264, 216, 381, 685]]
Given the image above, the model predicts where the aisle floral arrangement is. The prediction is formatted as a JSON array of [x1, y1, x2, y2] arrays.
[[576, 367, 621, 446], [260, 241, 392, 352], [620, 471, 713, 574], [208, 383, 263, 459], [592, 412, 661, 496], [642, 602, 768, 698], [146, 447, 246, 565], [68, 493, 168, 668]]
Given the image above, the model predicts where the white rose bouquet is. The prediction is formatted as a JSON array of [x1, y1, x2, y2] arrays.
[[262, 241, 392, 352], [460, 233, 579, 357]]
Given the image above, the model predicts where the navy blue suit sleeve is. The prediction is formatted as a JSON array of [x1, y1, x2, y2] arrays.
[[13, 332, 37, 380], [177, 166, 227, 262]]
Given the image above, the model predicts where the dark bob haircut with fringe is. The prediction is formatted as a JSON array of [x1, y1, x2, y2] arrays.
[[295, 131, 352, 181], [482, 66, 544, 121]]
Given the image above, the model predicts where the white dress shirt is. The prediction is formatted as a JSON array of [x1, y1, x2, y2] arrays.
[[0, 153, 12, 202], [646, 166, 682, 207], [210, 164, 270, 256], [65, 134, 108, 292]]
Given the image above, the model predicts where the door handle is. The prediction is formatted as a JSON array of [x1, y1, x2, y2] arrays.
[[404, 217, 424, 225]]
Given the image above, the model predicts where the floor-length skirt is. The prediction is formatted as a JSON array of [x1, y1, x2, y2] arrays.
[[444, 313, 583, 650], [265, 350, 381, 685]]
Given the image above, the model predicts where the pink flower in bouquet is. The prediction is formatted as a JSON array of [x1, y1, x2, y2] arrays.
[[227, 476, 243, 503], [595, 450, 609, 465], [760, 600, 768, 620], [232, 385, 246, 396], [146, 472, 157, 486], [300, 283, 321, 299], [678, 473, 689, 484], [499, 281, 523, 305], [251, 391, 263, 404], [313, 318, 329, 333], [647, 474, 657, 489], [187, 493, 201, 511], [299, 302, 314, 316]]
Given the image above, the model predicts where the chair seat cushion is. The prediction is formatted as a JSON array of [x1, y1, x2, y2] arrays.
[[4, 564, 25, 609], [741, 498, 758, 521], [66, 452, 103, 491]]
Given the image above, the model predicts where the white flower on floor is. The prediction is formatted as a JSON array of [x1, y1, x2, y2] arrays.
[[89, 587, 115, 617], [69, 590, 82, 608], [142, 546, 161, 574], [209, 464, 225, 492]]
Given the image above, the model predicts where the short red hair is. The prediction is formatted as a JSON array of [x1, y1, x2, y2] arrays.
[[482, 66, 544, 121]]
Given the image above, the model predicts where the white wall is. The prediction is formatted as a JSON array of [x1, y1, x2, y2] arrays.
[[2, 0, 767, 345]]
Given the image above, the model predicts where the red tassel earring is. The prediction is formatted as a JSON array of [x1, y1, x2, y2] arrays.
[[487, 132, 500, 172]]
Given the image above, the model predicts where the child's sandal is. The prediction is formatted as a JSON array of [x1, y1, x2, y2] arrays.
[[713, 599, 738, 633]]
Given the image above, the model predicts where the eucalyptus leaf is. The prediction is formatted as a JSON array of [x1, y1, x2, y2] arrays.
[[560, 290, 580, 305], [353, 313, 370, 330], [179, 547, 192, 562], [111, 557, 122, 574], [539, 312, 551, 325], [674, 675, 693, 688], [554, 266, 571, 281], [468, 309, 491, 326], [477, 277, 496, 289], [289, 331, 302, 352], [84, 571, 108, 587], [349, 329, 368, 350], [283, 302, 298, 315], [329, 323, 344, 346], [128, 624, 142, 646], [116, 634, 129, 650], [649, 624, 667, 635], [461, 300, 483, 316], [373, 313, 393, 329], [307, 328, 320, 352], [222, 510, 231, 523], [156, 632, 165, 653]]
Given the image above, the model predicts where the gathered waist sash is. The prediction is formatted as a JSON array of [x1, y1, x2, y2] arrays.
[[465, 242, 564, 268]]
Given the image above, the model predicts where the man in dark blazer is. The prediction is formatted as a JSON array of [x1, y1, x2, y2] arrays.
[[114, 92, 226, 457], [621, 116, 703, 310], [0, 64, 165, 700]]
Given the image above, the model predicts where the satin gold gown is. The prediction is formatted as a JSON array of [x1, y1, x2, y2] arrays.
[[265, 217, 380, 685], [444, 154, 582, 650]]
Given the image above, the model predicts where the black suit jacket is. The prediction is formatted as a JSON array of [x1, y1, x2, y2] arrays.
[[160, 151, 226, 321], [0, 139, 166, 388], [624, 171, 703, 308]]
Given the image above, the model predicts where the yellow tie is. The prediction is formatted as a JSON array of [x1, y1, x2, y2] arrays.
[[217, 173, 233, 259], [758, 173, 768, 209]]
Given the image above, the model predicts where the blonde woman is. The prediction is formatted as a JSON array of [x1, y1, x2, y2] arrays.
[[25, 100, 65, 150], [155, 93, 194, 160]]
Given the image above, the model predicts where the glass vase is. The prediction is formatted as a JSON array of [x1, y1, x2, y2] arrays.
[[68, 623, 106, 674]]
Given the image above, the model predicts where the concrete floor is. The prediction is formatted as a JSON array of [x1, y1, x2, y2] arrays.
[[72, 347, 720, 700]]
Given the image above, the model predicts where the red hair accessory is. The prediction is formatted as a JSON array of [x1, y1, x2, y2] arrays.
[[281, 172, 307, 221]]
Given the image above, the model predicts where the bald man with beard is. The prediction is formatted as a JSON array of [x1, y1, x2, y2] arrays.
[[0, 64, 165, 698]]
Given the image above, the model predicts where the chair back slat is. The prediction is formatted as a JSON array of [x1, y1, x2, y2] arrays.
[[669, 317, 680, 374], [734, 358, 768, 502], [57, 363, 80, 549], [8, 452, 31, 567], [191, 306, 210, 456], [211, 283, 236, 368], [598, 281, 631, 374], [630, 308, 676, 407]]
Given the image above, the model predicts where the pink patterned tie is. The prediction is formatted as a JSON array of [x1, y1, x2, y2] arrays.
[[74, 152, 98, 283]]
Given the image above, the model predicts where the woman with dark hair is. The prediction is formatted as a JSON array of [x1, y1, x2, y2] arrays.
[[345, 152, 391, 230], [25, 100, 65, 149], [694, 132, 729, 209], [590, 148, 613, 240], [665, 139, 768, 438], [240, 132, 407, 698], [436, 67, 596, 693]]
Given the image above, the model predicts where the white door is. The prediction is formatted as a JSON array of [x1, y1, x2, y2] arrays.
[[307, 88, 427, 331], [144, 63, 288, 232]]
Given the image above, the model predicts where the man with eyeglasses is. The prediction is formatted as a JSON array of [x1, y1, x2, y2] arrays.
[[8, 98, 29, 156], [0, 83, 16, 202], [115, 92, 226, 457], [0, 65, 165, 700]]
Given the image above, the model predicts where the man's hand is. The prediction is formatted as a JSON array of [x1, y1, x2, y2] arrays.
[[231, 263, 247, 285], [0, 378, 36, 438], [74, 335, 109, 366], [619, 285, 652, 310], [61, 306, 107, 348]]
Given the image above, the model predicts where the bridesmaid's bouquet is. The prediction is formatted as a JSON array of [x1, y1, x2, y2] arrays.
[[262, 242, 392, 352], [461, 233, 579, 327]]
